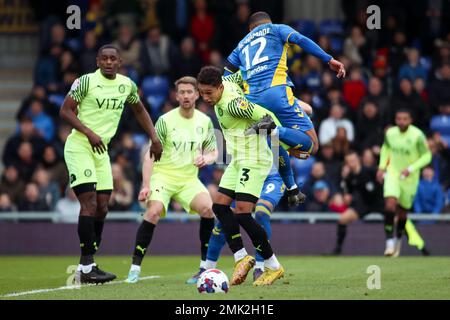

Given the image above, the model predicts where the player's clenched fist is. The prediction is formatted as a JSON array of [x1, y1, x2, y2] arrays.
[[138, 187, 150, 201]]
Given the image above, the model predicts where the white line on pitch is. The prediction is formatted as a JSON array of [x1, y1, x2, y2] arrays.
[[1, 275, 161, 298]]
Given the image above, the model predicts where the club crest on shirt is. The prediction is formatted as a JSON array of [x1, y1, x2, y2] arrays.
[[238, 99, 248, 110], [118, 84, 125, 93]]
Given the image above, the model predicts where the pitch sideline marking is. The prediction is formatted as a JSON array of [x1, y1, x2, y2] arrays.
[[1, 275, 161, 298]]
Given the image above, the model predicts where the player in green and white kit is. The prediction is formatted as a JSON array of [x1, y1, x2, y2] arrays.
[[197, 66, 284, 286], [377, 109, 431, 257], [125, 77, 218, 283], [60, 45, 162, 284]]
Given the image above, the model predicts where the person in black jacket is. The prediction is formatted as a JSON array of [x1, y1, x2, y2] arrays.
[[329, 150, 384, 255]]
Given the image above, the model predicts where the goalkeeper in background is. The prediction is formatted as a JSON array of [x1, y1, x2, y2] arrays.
[[377, 109, 432, 257]]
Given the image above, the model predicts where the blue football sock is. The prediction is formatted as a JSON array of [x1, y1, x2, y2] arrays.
[[278, 146, 296, 189], [255, 205, 272, 263], [278, 127, 312, 150], [206, 221, 226, 262]]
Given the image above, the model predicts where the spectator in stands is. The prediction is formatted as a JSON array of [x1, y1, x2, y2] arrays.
[[427, 136, 450, 189], [26, 99, 55, 142], [328, 192, 348, 214], [54, 187, 80, 223], [0, 166, 25, 205], [209, 49, 224, 69], [305, 180, 331, 212], [398, 48, 428, 84], [16, 85, 58, 122], [80, 30, 98, 74], [331, 127, 351, 161], [109, 163, 134, 211], [356, 101, 385, 151], [362, 148, 378, 168], [3, 116, 46, 168], [190, 0, 215, 63], [17, 182, 50, 211], [297, 55, 323, 93], [41, 145, 68, 192], [343, 25, 369, 66], [303, 161, 336, 199], [52, 122, 71, 159], [388, 31, 408, 77], [319, 103, 355, 145], [0, 193, 14, 212], [342, 67, 367, 114], [32, 168, 60, 210], [171, 37, 202, 81], [112, 24, 141, 73], [226, 0, 251, 53], [316, 143, 342, 188], [14, 142, 38, 182], [428, 63, 450, 114], [390, 78, 429, 131], [414, 166, 444, 214], [34, 44, 63, 89], [139, 25, 177, 77], [360, 76, 390, 124]]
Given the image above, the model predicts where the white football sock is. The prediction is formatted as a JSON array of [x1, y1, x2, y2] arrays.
[[130, 264, 141, 272], [200, 260, 207, 269], [255, 261, 265, 270], [204, 260, 217, 270], [81, 263, 95, 274], [264, 254, 281, 270], [234, 248, 248, 262], [288, 184, 298, 191]]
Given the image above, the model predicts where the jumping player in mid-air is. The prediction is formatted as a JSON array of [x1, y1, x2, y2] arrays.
[[224, 11, 345, 204]]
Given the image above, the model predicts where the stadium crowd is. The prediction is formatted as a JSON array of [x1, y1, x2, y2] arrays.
[[1, 0, 450, 219]]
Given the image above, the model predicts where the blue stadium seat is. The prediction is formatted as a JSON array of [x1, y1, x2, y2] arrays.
[[420, 56, 432, 75], [430, 115, 450, 146], [48, 94, 65, 107], [146, 95, 166, 117], [141, 75, 170, 97], [329, 36, 344, 55], [126, 66, 139, 84], [319, 19, 344, 36], [291, 19, 316, 39]]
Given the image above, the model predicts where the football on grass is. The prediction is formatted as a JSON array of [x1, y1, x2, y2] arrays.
[[197, 269, 229, 293]]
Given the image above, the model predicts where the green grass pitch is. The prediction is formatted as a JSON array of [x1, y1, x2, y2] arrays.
[[1, 256, 449, 300]]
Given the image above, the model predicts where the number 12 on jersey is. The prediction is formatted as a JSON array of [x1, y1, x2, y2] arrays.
[[242, 38, 269, 69]]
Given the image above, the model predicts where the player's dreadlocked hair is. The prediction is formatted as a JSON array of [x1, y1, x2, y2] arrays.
[[197, 66, 222, 88], [97, 44, 120, 56], [249, 11, 272, 27]]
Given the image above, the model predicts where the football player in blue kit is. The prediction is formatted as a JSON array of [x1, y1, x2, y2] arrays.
[[224, 11, 345, 205]]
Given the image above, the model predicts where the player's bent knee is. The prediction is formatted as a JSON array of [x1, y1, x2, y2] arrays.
[[198, 206, 214, 218]]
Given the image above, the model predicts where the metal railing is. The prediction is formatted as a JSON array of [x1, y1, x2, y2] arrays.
[[0, 211, 449, 224]]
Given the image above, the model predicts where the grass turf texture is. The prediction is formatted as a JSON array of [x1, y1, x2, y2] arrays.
[[1, 256, 449, 300]]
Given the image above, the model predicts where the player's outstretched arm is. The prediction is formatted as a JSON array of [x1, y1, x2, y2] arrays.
[[282, 26, 346, 78], [59, 95, 106, 154], [129, 101, 162, 161]]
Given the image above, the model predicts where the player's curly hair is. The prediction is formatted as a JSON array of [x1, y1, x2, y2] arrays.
[[197, 66, 222, 87]]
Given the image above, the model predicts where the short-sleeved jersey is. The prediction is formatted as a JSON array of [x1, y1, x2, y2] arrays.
[[379, 125, 431, 179], [152, 107, 216, 180], [67, 69, 140, 144], [227, 24, 302, 94], [214, 77, 273, 163]]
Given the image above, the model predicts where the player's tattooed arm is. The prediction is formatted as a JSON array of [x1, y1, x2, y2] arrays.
[[60, 95, 106, 154], [129, 101, 163, 161]]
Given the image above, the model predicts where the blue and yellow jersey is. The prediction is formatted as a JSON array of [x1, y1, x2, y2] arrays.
[[227, 23, 332, 94]]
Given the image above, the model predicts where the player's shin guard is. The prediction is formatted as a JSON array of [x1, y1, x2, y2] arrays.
[[236, 213, 273, 260], [132, 220, 156, 266], [255, 208, 271, 263], [94, 218, 105, 252], [200, 217, 215, 261], [212, 204, 244, 253], [384, 211, 395, 239], [396, 217, 407, 239], [277, 146, 296, 189], [206, 222, 227, 262], [78, 215, 97, 265]]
